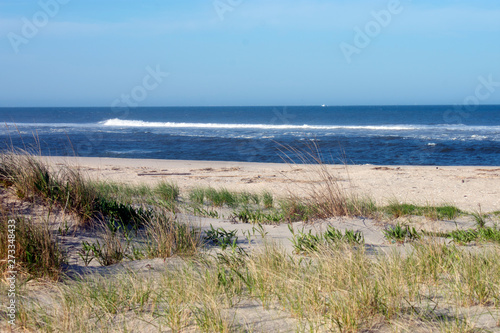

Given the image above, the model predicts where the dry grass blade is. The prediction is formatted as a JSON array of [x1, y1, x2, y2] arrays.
[[278, 140, 376, 220]]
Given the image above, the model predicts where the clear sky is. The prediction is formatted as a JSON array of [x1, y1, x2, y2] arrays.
[[1, 0, 499, 107]]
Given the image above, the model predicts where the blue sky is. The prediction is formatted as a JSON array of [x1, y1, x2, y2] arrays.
[[1, 0, 499, 107]]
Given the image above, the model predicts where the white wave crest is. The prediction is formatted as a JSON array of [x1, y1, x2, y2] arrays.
[[99, 119, 418, 131]]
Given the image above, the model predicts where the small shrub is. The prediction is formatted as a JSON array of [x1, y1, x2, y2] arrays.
[[289, 227, 323, 253], [81, 238, 124, 266], [340, 229, 365, 245], [203, 188, 238, 208]]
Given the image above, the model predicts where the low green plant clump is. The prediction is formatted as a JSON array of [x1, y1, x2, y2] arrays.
[[234, 207, 284, 224], [423, 224, 500, 245], [471, 210, 488, 228], [384, 203, 461, 220], [447, 226, 500, 245], [204, 188, 238, 208], [193, 207, 221, 219], [449, 229, 479, 245], [279, 199, 315, 222], [204, 225, 238, 250], [189, 187, 275, 210], [289, 225, 364, 253], [94, 180, 179, 207], [384, 223, 420, 243], [261, 191, 274, 209]]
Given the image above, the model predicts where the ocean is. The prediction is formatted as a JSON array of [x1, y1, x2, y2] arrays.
[[0, 106, 499, 166]]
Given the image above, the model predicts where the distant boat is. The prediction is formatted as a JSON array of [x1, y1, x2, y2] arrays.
[[321, 104, 326, 107]]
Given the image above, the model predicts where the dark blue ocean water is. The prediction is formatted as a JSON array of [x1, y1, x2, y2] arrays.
[[0, 106, 499, 165]]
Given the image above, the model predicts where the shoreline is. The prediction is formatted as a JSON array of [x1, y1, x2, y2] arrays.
[[40, 156, 500, 212]]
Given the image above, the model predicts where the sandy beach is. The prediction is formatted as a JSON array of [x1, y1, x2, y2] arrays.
[[1, 155, 499, 332], [44, 156, 500, 213]]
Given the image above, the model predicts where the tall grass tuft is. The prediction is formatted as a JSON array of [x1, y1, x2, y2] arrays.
[[145, 210, 201, 258], [0, 212, 65, 280], [154, 181, 180, 202], [0, 151, 151, 227], [279, 142, 378, 220]]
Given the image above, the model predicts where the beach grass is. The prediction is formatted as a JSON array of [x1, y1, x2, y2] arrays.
[[1, 150, 500, 332], [10, 240, 500, 332], [0, 212, 65, 281], [0, 150, 152, 227], [383, 202, 462, 220], [289, 225, 364, 253]]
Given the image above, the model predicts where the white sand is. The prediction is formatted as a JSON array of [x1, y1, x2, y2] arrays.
[[43, 156, 500, 212]]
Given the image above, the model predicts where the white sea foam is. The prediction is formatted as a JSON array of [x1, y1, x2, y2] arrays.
[[3, 119, 500, 136], [100, 119, 425, 131]]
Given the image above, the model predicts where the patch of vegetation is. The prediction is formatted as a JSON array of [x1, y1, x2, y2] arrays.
[[204, 225, 238, 250], [477, 226, 500, 243], [238, 192, 260, 206], [384, 203, 461, 220], [290, 225, 364, 253], [383, 223, 420, 243], [91, 181, 152, 205], [154, 181, 180, 202], [262, 191, 274, 209], [0, 152, 153, 226], [449, 229, 479, 245], [193, 207, 221, 219], [0, 214, 65, 280], [233, 207, 284, 224], [189, 187, 206, 205], [204, 188, 238, 208], [189, 187, 276, 212], [145, 211, 201, 258], [449, 226, 500, 245], [424, 225, 500, 245], [279, 199, 315, 222], [93, 180, 178, 213], [9, 234, 500, 332], [471, 210, 488, 228]]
